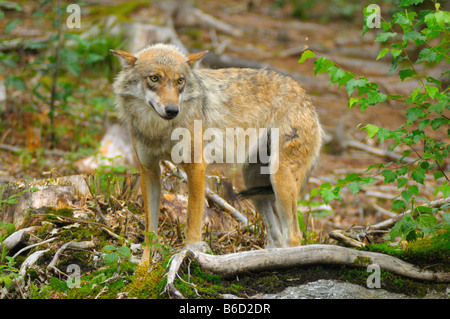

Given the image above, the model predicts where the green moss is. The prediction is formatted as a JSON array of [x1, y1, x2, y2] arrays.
[[45, 207, 74, 218], [171, 261, 247, 299], [361, 231, 450, 271], [351, 256, 372, 267]]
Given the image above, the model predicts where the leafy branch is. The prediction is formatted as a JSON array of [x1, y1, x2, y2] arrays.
[[299, 0, 449, 242]]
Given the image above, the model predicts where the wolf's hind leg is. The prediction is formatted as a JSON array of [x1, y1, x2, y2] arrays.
[[242, 163, 282, 248], [270, 160, 306, 247]]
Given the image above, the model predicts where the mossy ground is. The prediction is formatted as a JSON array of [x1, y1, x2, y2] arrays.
[[7, 206, 449, 299]]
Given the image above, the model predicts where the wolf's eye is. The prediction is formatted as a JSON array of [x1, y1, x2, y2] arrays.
[[177, 77, 185, 85], [149, 75, 159, 82]]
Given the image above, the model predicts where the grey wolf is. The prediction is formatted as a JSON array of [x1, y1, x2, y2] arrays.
[[111, 43, 323, 263]]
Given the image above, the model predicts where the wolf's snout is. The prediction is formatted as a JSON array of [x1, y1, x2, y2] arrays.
[[165, 105, 179, 118]]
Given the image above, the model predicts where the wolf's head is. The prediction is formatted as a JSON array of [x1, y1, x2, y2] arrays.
[[111, 43, 208, 120]]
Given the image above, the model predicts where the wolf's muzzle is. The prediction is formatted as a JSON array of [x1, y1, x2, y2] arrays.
[[164, 105, 179, 119]]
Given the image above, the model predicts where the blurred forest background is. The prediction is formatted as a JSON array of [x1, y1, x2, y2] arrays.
[[0, 0, 449, 299]]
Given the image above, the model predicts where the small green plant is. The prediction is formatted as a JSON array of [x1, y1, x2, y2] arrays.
[[0, 255, 20, 291], [102, 244, 131, 266], [299, 0, 449, 242]]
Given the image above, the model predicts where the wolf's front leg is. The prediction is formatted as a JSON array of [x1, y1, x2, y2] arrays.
[[183, 162, 206, 244], [140, 163, 161, 264]]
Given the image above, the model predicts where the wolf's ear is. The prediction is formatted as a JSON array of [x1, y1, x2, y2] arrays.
[[110, 49, 137, 67], [186, 50, 209, 67]]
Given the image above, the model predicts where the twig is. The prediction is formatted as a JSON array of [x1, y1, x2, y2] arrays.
[[12, 237, 57, 259], [47, 240, 95, 274]]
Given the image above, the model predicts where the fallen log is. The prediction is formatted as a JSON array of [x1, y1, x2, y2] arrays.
[[164, 242, 450, 298]]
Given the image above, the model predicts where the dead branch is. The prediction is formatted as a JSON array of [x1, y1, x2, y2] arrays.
[[187, 245, 450, 282], [164, 241, 211, 299], [12, 237, 57, 259], [47, 240, 96, 275], [328, 230, 365, 248], [164, 243, 449, 298], [19, 249, 49, 279]]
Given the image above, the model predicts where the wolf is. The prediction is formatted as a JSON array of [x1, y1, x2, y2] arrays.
[[111, 43, 323, 263]]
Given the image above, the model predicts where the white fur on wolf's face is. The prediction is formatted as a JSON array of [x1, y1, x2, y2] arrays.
[[144, 85, 173, 120], [142, 70, 188, 120]]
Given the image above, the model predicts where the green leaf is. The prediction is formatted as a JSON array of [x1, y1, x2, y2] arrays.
[[23, 41, 49, 50], [102, 245, 116, 253], [363, 124, 379, 139], [433, 170, 445, 180], [399, 0, 424, 6], [6, 75, 26, 91], [117, 246, 131, 258], [347, 97, 359, 109], [328, 67, 346, 84], [397, 177, 408, 188], [348, 181, 365, 195], [396, 166, 409, 176], [403, 30, 427, 45], [411, 168, 425, 184], [392, 199, 407, 211], [376, 48, 390, 60], [367, 90, 387, 105], [431, 118, 448, 130], [401, 190, 413, 202], [408, 185, 419, 196], [382, 169, 397, 184], [104, 252, 119, 265], [375, 32, 397, 42], [85, 53, 104, 65], [440, 182, 450, 198], [406, 107, 424, 124], [313, 56, 334, 75], [417, 48, 437, 63], [391, 49, 402, 58], [399, 69, 415, 81], [425, 84, 439, 99], [298, 50, 316, 64], [362, 176, 378, 186], [345, 78, 367, 96], [320, 188, 336, 204]]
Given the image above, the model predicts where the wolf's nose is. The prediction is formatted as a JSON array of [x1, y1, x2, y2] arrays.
[[165, 105, 179, 118]]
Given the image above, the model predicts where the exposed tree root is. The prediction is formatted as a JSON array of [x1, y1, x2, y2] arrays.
[[164, 243, 450, 299]]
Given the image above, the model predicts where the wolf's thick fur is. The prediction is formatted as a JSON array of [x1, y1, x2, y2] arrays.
[[111, 43, 323, 263]]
